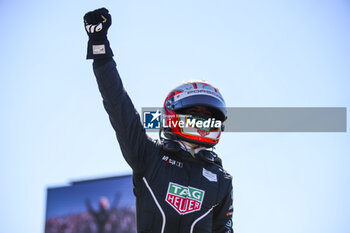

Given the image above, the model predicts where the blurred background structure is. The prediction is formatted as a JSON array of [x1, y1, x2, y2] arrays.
[[45, 175, 136, 233]]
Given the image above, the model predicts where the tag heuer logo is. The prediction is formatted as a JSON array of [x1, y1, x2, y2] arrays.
[[166, 182, 205, 215]]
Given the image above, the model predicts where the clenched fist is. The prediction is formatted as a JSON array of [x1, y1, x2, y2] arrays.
[[84, 8, 111, 40], [84, 8, 113, 59]]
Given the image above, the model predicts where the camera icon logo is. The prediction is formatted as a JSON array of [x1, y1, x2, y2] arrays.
[[143, 109, 162, 129]]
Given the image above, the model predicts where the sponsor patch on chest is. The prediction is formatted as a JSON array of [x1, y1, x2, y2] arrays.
[[166, 182, 205, 215], [202, 168, 217, 182], [162, 155, 183, 168]]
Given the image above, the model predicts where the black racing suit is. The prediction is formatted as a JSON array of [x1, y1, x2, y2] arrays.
[[92, 57, 233, 233]]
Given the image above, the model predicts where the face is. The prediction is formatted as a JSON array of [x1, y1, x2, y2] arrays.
[[99, 197, 109, 209], [181, 106, 213, 119]]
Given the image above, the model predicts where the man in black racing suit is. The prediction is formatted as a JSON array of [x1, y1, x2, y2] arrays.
[[84, 8, 233, 233]]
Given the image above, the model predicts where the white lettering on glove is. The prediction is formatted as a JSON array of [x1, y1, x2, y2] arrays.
[[85, 23, 103, 33]]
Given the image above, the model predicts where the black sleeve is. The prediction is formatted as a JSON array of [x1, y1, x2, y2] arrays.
[[212, 183, 234, 233], [92, 57, 156, 174]]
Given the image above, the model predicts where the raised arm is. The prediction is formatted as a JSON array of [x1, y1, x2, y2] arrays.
[[84, 8, 157, 173]]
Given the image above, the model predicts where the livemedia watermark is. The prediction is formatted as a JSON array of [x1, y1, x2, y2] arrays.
[[142, 107, 347, 132], [142, 109, 222, 131]]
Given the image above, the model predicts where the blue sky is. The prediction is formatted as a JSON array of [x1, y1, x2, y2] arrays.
[[0, 0, 349, 233]]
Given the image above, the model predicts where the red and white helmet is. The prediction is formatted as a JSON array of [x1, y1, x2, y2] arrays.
[[162, 81, 227, 148]]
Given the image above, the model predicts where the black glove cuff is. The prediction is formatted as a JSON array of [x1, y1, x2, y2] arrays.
[[86, 39, 114, 60]]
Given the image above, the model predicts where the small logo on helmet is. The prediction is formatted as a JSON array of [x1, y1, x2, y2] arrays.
[[197, 129, 210, 137], [143, 110, 162, 129]]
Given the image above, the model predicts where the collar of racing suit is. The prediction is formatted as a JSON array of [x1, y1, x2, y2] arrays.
[[161, 139, 223, 167], [175, 140, 206, 157]]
